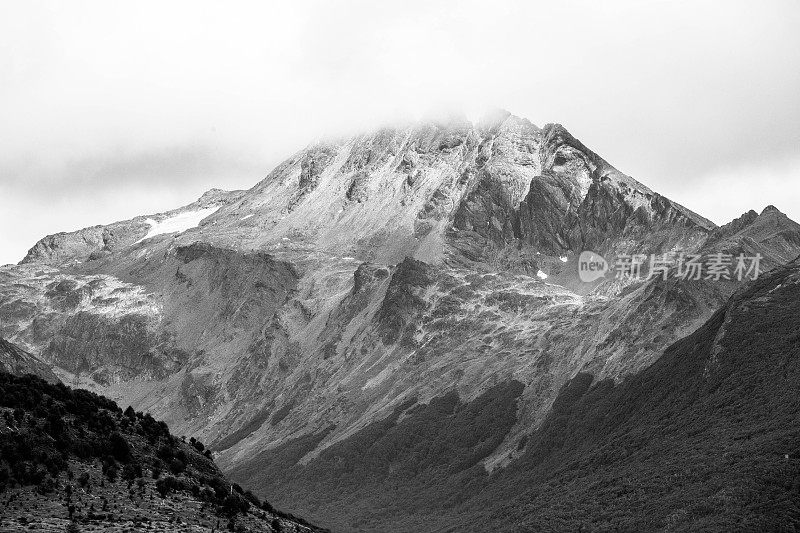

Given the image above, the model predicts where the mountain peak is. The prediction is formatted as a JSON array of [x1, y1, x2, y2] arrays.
[[17, 112, 718, 268]]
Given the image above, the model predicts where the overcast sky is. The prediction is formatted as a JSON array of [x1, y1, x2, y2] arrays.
[[1, 0, 799, 265]]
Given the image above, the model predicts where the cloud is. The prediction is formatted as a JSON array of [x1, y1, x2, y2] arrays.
[[1, 144, 266, 197], [0, 0, 799, 264], [667, 155, 800, 226]]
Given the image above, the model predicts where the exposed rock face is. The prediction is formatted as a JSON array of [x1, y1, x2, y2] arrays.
[[455, 122, 712, 262], [1, 111, 799, 531], [1, 244, 300, 438], [699, 204, 800, 267], [20, 226, 119, 267], [230, 260, 800, 532], [0, 337, 59, 383]]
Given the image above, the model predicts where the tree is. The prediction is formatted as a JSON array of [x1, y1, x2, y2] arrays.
[[0, 463, 11, 489], [108, 432, 131, 462], [156, 476, 178, 498], [122, 462, 143, 481], [157, 445, 174, 462], [261, 500, 276, 513], [45, 412, 65, 438], [106, 465, 118, 482], [244, 490, 261, 507], [37, 475, 57, 494], [169, 458, 186, 475], [222, 494, 247, 517]]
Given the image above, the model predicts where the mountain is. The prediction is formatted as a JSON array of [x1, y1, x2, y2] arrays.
[[17, 113, 713, 271], [19, 188, 244, 267], [487, 257, 800, 531], [0, 371, 325, 532], [1, 111, 798, 530], [0, 337, 58, 383], [699, 204, 800, 268], [229, 258, 800, 532]]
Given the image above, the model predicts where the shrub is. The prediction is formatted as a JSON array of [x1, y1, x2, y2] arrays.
[[222, 493, 250, 517], [169, 458, 186, 475], [156, 475, 179, 498], [122, 462, 142, 481]]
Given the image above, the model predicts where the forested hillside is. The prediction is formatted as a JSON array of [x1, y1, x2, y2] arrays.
[[0, 372, 326, 532]]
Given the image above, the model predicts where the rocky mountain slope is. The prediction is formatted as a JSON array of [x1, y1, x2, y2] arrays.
[[0, 337, 58, 383], [231, 258, 800, 532], [1, 111, 799, 530], [0, 371, 324, 532]]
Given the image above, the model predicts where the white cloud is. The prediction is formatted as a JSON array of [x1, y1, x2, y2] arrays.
[[0, 0, 799, 264], [667, 156, 800, 226]]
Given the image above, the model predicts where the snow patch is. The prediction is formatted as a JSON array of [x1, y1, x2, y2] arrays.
[[137, 207, 219, 243], [536, 270, 548, 280], [240, 214, 254, 221], [560, 256, 568, 263]]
